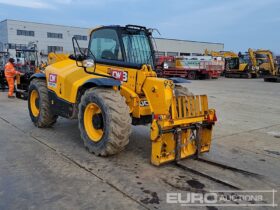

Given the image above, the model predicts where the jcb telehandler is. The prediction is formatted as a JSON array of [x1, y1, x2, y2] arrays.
[[28, 25, 216, 166]]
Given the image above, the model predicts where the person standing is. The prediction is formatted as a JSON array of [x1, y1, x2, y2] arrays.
[[4, 58, 21, 98]]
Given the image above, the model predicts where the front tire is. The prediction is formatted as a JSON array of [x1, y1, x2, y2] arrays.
[[78, 88, 132, 156], [28, 79, 58, 127]]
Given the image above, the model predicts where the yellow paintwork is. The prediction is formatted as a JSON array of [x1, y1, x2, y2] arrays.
[[142, 77, 174, 115], [30, 89, 39, 117], [45, 56, 215, 165], [43, 26, 216, 165], [84, 102, 103, 142], [239, 63, 247, 71], [45, 59, 155, 118], [48, 52, 70, 65], [150, 95, 214, 165], [205, 49, 238, 59], [249, 49, 277, 76], [248, 48, 257, 69]]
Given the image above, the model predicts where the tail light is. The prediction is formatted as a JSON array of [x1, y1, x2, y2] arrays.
[[206, 110, 217, 122]]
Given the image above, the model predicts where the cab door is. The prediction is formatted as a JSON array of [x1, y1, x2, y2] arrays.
[[88, 27, 137, 92]]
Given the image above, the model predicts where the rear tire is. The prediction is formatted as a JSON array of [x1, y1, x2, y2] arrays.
[[187, 71, 197, 80], [28, 79, 58, 127], [78, 88, 132, 156]]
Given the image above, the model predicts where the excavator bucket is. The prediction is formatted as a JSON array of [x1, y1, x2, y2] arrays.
[[150, 95, 216, 166]]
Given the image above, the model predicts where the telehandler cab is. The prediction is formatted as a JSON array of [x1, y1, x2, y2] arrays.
[[28, 25, 216, 165]]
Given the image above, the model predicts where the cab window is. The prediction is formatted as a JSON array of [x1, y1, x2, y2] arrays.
[[89, 29, 123, 61], [121, 30, 153, 66]]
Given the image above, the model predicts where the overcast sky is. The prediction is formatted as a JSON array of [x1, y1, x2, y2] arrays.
[[0, 0, 279, 54]]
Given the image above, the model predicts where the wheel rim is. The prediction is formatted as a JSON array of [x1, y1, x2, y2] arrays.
[[188, 72, 195, 80], [30, 89, 40, 117], [84, 103, 104, 142]]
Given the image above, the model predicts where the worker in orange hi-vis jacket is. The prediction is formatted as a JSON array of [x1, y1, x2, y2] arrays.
[[4, 58, 21, 98]]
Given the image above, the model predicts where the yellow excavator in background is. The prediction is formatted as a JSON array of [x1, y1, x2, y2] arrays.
[[248, 49, 278, 77], [205, 49, 257, 78], [27, 25, 217, 166], [248, 49, 280, 82]]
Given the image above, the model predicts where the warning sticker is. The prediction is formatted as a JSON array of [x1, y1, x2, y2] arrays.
[[48, 73, 57, 88]]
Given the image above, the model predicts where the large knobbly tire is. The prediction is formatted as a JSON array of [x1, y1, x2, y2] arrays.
[[28, 79, 58, 127], [174, 85, 194, 96], [78, 88, 132, 156]]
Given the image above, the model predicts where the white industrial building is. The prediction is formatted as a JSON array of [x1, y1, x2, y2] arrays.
[[154, 38, 224, 56], [0, 19, 224, 60], [0, 19, 89, 58]]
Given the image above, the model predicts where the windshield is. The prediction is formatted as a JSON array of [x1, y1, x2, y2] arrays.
[[239, 54, 250, 64], [16, 51, 37, 65], [121, 30, 154, 67], [89, 29, 123, 61], [226, 57, 239, 69], [256, 53, 268, 63]]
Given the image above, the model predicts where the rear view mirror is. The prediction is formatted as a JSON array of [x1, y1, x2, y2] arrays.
[[72, 37, 96, 74]]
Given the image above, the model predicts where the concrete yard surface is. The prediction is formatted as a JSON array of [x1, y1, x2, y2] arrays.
[[0, 77, 279, 210]]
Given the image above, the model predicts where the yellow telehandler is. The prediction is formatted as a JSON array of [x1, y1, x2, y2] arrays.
[[28, 25, 216, 166]]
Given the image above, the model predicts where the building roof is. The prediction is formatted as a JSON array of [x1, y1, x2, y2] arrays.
[[0, 19, 89, 30], [0, 19, 224, 46], [154, 37, 224, 46]]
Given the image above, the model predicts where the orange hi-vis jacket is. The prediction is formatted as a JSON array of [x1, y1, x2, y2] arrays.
[[4, 62, 20, 78]]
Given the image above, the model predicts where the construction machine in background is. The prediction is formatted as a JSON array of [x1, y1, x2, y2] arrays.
[[14, 46, 41, 99], [265, 55, 280, 82], [256, 50, 280, 82], [27, 25, 216, 166], [248, 49, 279, 78], [0, 51, 9, 90], [205, 50, 258, 78], [156, 55, 223, 79]]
